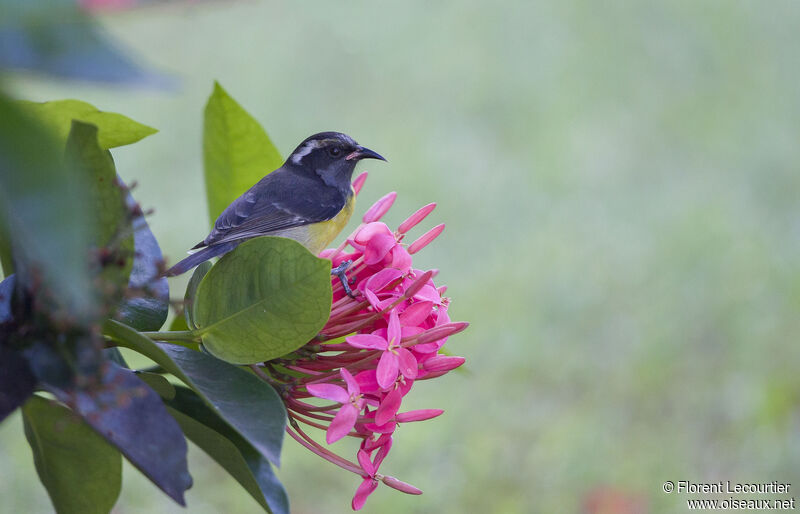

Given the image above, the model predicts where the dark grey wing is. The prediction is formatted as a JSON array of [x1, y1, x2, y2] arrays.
[[195, 169, 345, 248]]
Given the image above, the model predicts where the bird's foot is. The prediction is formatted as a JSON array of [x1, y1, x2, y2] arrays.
[[331, 260, 356, 298]]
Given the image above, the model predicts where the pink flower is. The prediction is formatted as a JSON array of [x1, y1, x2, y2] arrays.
[[306, 369, 363, 444], [346, 310, 418, 389], [265, 177, 468, 511]]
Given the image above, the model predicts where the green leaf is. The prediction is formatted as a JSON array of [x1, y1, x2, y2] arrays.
[[135, 371, 176, 400], [169, 314, 190, 332], [0, 95, 94, 323], [103, 320, 287, 467], [184, 261, 212, 330], [22, 395, 122, 514], [65, 121, 134, 303], [158, 345, 287, 466], [192, 236, 332, 364], [203, 81, 283, 225], [165, 387, 289, 514], [16, 99, 157, 149]]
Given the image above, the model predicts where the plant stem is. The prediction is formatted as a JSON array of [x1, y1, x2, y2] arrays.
[[140, 330, 199, 342]]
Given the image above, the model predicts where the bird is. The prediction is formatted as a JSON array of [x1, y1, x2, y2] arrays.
[[164, 131, 386, 279]]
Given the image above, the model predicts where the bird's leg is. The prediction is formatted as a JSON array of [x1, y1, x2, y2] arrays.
[[331, 260, 356, 298]]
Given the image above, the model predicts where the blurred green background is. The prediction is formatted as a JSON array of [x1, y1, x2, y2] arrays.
[[2, 1, 800, 512]]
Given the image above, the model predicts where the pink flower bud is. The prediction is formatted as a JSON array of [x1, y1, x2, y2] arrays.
[[396, 409, 443, 422], [422, 355, 466, 372], [382, 475, 423, 495], [402, 270, 434, 299], [408, 224, 445, 254], [363, 191, 397, 223], [411, 322, 469, 346], [397, 203, 436, 234], [353, 172, 368, 195]]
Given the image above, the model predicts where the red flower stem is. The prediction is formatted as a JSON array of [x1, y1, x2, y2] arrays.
[[286, 397, 339, 414], [288, 408, 336, 424], [284, 364, 326, 375], [297, 352, 380, 385], [286, 425, 363, 475]]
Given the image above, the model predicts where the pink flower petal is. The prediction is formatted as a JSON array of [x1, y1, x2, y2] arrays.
[[365, 268, 404, 293], [364, 420, 397, 434], [413, 284, 441, 304], [354, 222, 393, 245], [387, 309, 401, 345], [362, 191, 397, 223], [396, 409, 443, 423], [346, 334, 388, 350], [357, 449, 375, 475], [399, 301, 433, 326], [398, 377, 414, 396], [413, 341, 445, 354], [327, 404, 359, 444], [396, 347, 418, 380], [362, 432, 393, 452], [318, 248, 336, 260], [373, 437, 393, 469], [364, 288, 382, 310], [352, 172, 368, 195], [364, 233, 396, 265], [397, 203, 436, 234], [352, 478, 379, 511], [408, 223, 445, 254], [401, 326, 425, 342], [376, 387, 402, 426], [354, 369, 380, 393], [306, 383, 349, 404], [389, 245, 412, 271], [340, 368, 360, 394], [376, 351, 399, 389]]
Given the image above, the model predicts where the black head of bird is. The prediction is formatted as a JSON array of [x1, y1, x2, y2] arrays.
[[286, 131, 386, 190]]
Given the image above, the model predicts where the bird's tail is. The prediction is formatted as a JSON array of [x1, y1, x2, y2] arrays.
[[164, 242, 237, 277]]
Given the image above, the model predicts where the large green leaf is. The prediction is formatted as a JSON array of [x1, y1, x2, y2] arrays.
[[22, 395, 122, 514], [66, 122, 134, 298], [16, 99, 157, 149], [166, 386, 289, 514], [0, 95, 94, 323], [203, 81, 283, 225], [192, 236, 332, 364], [103, 320, 287, 467]]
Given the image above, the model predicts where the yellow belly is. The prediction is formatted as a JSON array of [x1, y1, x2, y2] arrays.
[[276, 193, 355, 255]]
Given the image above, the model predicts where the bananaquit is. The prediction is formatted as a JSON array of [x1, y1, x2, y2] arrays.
[[165, 131, 385, 277]]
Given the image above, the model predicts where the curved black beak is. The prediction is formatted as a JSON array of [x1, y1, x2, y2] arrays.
[[346, 146, 387, 162]]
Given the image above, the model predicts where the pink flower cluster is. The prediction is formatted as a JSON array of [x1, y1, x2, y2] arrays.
[[275, 173, 467, 510]]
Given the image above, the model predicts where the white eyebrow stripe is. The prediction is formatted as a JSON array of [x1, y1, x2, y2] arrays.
[[291, 140, 322, 164]]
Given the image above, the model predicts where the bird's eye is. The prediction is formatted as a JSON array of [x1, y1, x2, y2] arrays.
[[328, 146, 342, 157]]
